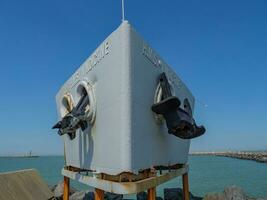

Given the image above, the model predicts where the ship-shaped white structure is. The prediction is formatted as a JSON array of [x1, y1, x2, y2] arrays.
[[54, 21, 204, 175]]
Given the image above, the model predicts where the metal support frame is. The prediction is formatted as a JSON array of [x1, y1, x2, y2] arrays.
[[62, 164, 190, 200]]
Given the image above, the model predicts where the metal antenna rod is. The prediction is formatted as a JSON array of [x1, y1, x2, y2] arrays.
[[121, 0, 125, 22]]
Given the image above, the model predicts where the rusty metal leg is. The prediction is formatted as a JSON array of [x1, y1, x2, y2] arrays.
[[63, 176, 70, 200], [182, 173, 189, 200], [147, 187, 156, 200], [95, 188, 104, 200]]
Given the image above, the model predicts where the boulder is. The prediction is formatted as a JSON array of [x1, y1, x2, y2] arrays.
[[203, 193, 226, 200], [224, 186, 247, 200], [204, 185, 247, 200], [70, 191, 94, 200], [53, 180, 77, 199], [259, 156, 267, 163], [49, 184, 57, 193], [136, 191, 163, 200], [164, 188, 202, 200], [137, 192, 147, 200], [105, 192, 123, 200]]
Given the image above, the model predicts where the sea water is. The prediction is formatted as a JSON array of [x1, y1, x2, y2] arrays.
[[0, 156, 266, 198]]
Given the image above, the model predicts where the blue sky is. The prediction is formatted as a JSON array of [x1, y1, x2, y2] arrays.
[[0, 0, 266, 155]]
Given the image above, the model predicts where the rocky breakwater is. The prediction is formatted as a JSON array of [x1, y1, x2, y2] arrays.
[[203, 185, 267, 200], [49, 180, 201, 200], [49, 181, 266, 200], [191, 151, 267, 163]]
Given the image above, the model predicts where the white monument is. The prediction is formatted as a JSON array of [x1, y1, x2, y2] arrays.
[[53, 21, 205, 175]]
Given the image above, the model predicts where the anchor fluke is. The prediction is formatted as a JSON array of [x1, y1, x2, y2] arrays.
[[52, 92, 90, 140], [151, 73, 205, 139]]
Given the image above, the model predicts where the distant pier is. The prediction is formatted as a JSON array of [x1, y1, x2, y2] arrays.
[[0, 151, 39, 158], [0, 155, 39, 158], [190, 151, 267, 163]]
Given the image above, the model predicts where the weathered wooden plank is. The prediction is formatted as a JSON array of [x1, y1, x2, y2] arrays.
[[0, 169, 53, 200]]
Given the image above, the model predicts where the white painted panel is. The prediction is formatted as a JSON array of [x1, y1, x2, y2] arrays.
[[55, 21, 193, 175]]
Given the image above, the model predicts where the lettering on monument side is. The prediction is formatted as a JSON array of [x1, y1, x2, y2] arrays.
[[142, 42, 182, 89], [68, 40, 110, 88]]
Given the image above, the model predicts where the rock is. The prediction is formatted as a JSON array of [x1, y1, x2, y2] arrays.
[[204, 185, 248, 200], [105, 192, 123, 200], [223, 185, 247, 200], [203, 193, 226, 200], [70, 191, 94, 200], [137, 192, 147, 200], [49, 184, 57, 193], [164, 188, 183, 200], [54, 180, 77, 198], [136, 191, 163, 200], [164, 188, 202, 200]]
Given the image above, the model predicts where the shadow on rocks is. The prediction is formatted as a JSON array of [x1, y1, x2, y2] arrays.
[[164, 188, 202, 200], [105, 192, 123, 200], [137, 191, 163, 200]]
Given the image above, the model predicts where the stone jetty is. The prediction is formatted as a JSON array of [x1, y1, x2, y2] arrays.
[[190, 151, 267, 163], [50, 183, 266, 200]]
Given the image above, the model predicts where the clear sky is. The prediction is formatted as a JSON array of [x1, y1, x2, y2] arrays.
[[0, 0, 266, 155]]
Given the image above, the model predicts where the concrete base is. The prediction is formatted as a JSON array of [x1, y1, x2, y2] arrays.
[[0, 169, 53, 200]]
